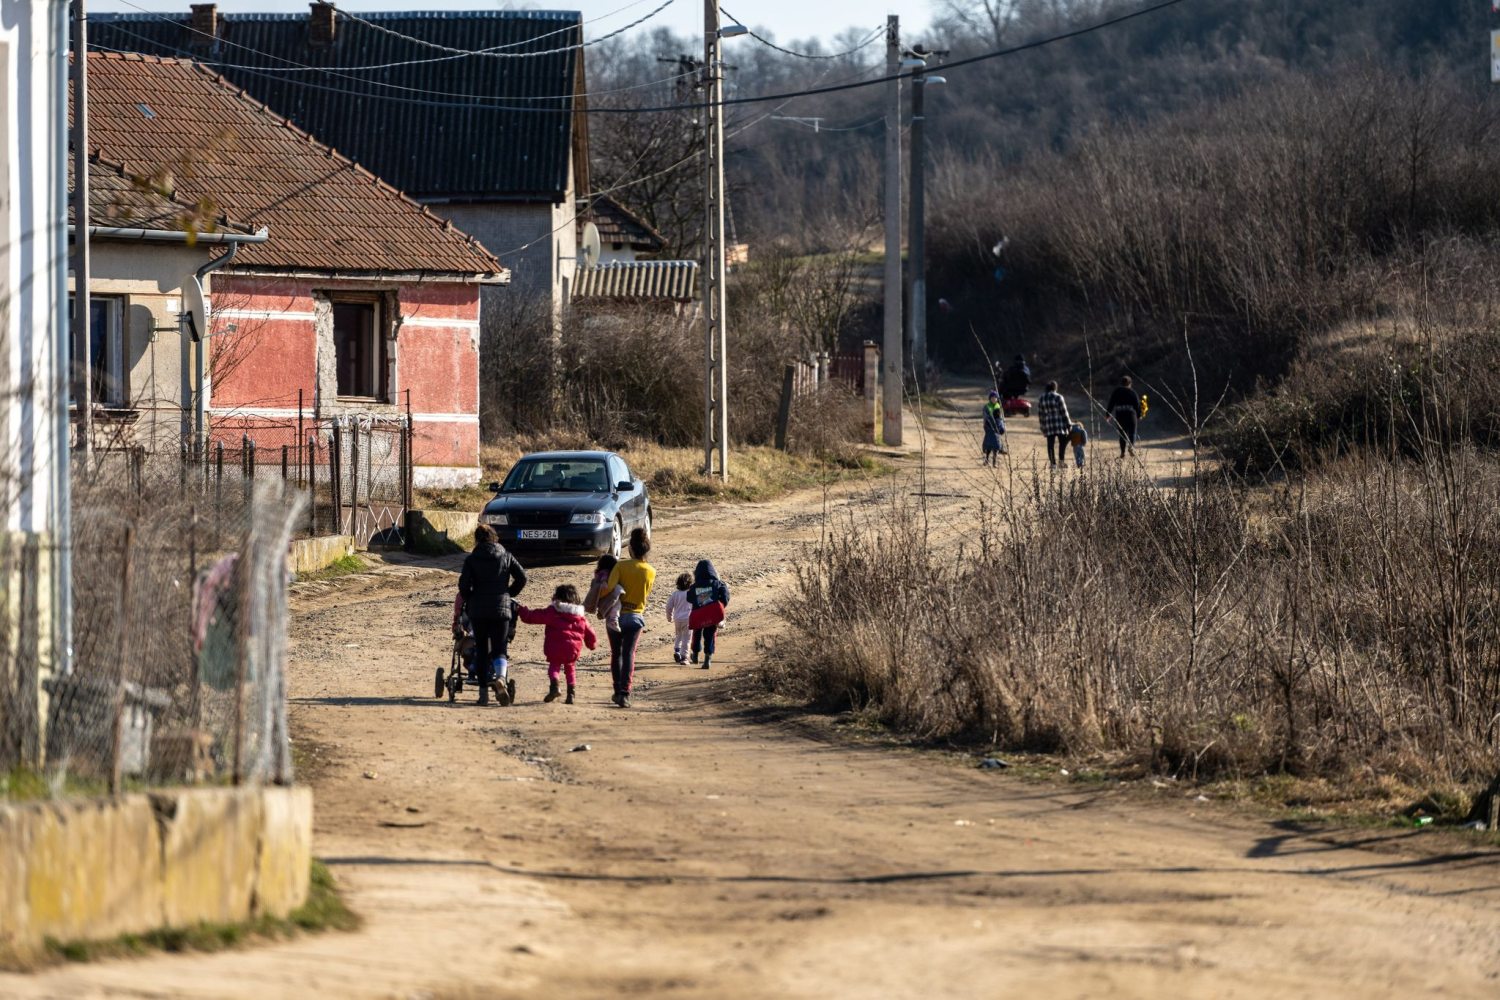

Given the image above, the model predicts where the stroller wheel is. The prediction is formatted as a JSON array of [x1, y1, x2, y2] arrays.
[[507, 678, 517, 704], [434, 667, 446, 700]]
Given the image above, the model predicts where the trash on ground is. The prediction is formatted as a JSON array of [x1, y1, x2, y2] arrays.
[[571, 743, 591, 752], [1059, 768, 1070, 776], [1413, 815, 1434, 827], [524, 756, 551, 764], [1193, 794, 1210, 803], [363, 771, 377, 780], [978, 757, 1009, 769], [1460, 820, 1488, 831]]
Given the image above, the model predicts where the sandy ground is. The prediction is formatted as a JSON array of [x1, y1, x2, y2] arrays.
[[6, 385, 1500, 999]]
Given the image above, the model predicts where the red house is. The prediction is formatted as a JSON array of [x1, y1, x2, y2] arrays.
[[84, 52, 507, 487]]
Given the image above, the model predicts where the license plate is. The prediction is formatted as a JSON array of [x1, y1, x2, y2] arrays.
[[518, 529, 558, 540]]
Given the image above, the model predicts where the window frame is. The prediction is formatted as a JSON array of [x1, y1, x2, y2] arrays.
[[330, 296, 388, 402], [69, 293, 128, 408]]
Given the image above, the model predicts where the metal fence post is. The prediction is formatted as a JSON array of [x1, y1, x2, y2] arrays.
[[281, 444, 289, 484], [308, 435, 318, 536], [350, 425, 361, 542]]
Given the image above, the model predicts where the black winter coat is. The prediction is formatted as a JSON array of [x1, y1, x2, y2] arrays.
[[458, 543, 527, 620]]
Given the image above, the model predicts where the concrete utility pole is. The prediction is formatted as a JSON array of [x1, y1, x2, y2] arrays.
[[72, 0, 92, 457], [882, 14, 903, 446], [701, 0, 730, 480], [906, 52, 928, 394]]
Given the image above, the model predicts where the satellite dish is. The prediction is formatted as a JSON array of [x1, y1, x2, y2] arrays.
[[580, 222, 602, 271], [183, 275, 210, 343]]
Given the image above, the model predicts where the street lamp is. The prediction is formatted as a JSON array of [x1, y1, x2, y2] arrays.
[[702, 3, 745, 480], [906, 52, 945, 393]]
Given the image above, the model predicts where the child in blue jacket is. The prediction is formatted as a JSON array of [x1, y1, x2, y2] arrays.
[[689, 559, 730, 670]]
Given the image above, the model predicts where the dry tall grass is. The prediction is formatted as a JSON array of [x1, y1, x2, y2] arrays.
[[773, 441, 1500, 788]]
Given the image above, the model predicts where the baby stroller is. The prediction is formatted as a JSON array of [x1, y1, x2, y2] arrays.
[[436, 602, 518, 706]]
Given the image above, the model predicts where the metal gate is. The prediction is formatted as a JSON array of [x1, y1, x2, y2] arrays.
[[331, 416, 412, 545]]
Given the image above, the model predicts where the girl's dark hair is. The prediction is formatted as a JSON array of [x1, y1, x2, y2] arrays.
[[554, 583, 580, 605], [676, 572, 692, 590], [628, 527, 651, 560], [595, 553, 618, 573], [1120, 375, 1133, 387], [474, 524, 497, 547]]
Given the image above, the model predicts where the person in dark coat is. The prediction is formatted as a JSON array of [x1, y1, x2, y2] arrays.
[[688, 559, 730, 670], [456, 524, 527, 705], [999, 355, 1032, 399], [1106, 375, 1144, 458]]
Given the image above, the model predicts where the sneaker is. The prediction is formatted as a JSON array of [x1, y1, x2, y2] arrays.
[[690, 653, 699, 665], [619, 694, 631, 708], [494, 682, 511, 707], [565, 686, 575, 705], [611, 692, 624, 708]]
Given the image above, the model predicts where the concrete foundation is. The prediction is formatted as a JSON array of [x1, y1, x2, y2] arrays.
[[0, 786, 312, 958], [288, 535, 355, 575]]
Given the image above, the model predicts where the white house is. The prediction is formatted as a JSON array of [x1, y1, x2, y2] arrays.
[[1, 0, 71, 768]]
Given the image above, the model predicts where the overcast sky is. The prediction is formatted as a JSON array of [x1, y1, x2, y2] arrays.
[[94, 1, 933, 49]]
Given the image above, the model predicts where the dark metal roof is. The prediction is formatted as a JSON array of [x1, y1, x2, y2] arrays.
[[91, 9, 582, 202]]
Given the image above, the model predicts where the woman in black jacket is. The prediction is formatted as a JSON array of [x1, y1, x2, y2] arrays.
[[1106, 375, 1143, 458], [458, 524, 527, 705]]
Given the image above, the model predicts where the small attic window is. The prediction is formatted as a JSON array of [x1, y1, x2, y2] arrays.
[[137, 103, 156, 119]]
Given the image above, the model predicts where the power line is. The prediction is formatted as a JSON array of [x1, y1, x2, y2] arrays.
[[720, 10, 883, 61], [332, 0, 678, 61], [94, 0, 1196, 117], [90, 18, 699, 106]]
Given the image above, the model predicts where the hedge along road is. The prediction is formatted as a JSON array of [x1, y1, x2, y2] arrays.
[[6, 384, 1499, 999]]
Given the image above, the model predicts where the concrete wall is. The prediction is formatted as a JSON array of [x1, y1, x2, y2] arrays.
[[79, 241, 214, 455], [0, 786, 312, 958], [288, 534, 355, 575], [205, 275, 482, 479]]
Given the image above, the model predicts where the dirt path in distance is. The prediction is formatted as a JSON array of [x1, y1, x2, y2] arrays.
[[6, 384, 1498, 999]]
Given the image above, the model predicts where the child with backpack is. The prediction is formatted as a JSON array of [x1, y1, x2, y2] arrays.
[[1069, 420, 1088, 469], [584, 554, 623, 691], [665, 572, 694, 664], [516, 584, 598, 705], [688, 559, 730, 670]]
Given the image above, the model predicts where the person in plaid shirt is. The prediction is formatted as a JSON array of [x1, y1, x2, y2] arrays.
[[1037, 381, 1074, 468]]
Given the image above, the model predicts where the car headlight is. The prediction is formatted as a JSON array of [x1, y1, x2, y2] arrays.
[[570, 512, 608, 525], [481, 512, 508, 526]]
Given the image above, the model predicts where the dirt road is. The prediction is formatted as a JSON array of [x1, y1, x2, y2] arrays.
[[8, 387, 1500, 998]]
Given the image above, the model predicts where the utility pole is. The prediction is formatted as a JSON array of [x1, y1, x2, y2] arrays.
[[701, 0, 730, 480], [906, 51, 928, 394], [882, 15, 903, 446], [72, 0, 92, 457]]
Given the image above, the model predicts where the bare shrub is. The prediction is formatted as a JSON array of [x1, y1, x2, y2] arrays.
[[773, 442, 1500, 785]]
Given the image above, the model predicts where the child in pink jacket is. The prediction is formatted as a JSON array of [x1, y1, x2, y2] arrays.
[[516, 584, 598, 705]]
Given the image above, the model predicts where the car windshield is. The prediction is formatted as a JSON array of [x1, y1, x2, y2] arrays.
[[500, 459, 610, 493]]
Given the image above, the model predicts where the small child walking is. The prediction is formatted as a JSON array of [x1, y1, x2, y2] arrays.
[[982, 390, 1007, 467], [1069, 420, 1088, 469], [689, 559, 730, 670], [665, 572, 694, 664], [516, 584, 597, 705]]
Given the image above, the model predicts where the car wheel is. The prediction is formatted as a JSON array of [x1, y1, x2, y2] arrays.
[[609, 517, 623, 558]]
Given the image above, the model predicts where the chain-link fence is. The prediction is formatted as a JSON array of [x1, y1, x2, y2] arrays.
[[2, 454, 303, 797]]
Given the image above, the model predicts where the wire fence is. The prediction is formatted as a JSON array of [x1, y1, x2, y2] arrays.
[[1, 460, 303, 797]]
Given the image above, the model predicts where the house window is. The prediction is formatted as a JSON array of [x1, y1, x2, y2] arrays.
[[68, 295, 127, 407], [333, 299, 387, 400]]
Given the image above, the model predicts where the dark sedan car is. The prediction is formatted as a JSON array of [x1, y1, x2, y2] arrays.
[[479, 451, 651, 558]]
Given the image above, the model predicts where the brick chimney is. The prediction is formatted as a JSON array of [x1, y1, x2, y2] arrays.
[[309, 2, 337, 47], [188, 4, 218, 46]]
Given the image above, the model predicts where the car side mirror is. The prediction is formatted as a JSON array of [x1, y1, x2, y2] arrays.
[[489, 481, 501, 492], [616, 480, 633, 492]]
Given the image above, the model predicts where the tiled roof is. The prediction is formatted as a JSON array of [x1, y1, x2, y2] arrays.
[[70, 152, 259, 237], [79, 52, 505, 278], [583, 195, 666, 253], [573, 260, 698, 302], [92, 10, 583, 202]]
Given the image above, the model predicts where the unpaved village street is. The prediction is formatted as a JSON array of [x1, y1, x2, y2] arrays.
[[6, 386, 1500, 999]]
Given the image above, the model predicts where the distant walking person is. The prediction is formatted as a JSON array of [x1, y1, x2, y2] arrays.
[[982, 390, 1006, 467], [456, 524, 527, 706], [601, 527, 656, 708], [665, 572, 694, 664], [1037, 381, 1073, 468], [999, 354, 1032, 399], [1107, 375, 1144, 458]]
